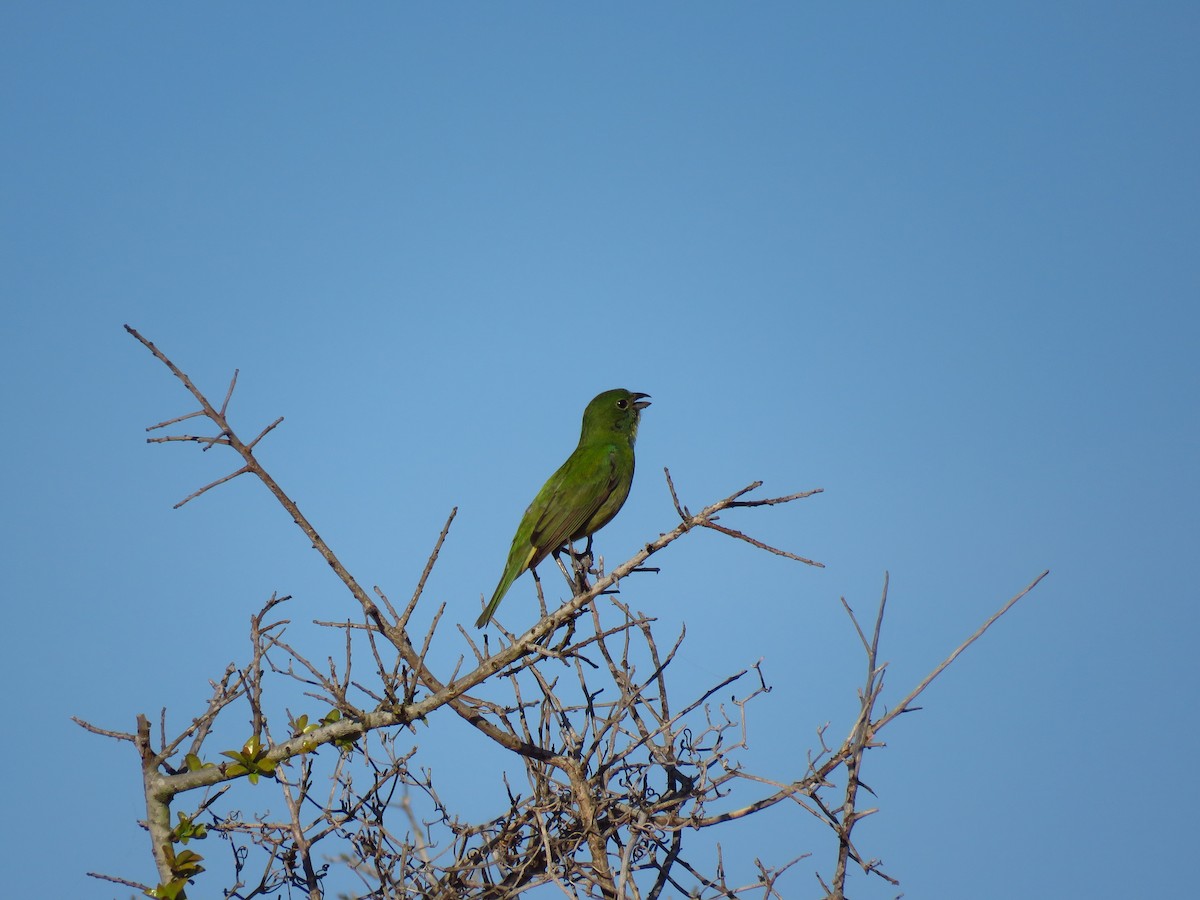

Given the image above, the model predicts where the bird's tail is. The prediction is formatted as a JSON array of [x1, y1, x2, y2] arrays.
[[475, 577, 513, 629], [477, 539, 539, 628]]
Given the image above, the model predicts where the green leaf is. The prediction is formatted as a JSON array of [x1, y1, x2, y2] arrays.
[[183, 753, 213, 772], [170, 812, 208, 844], [161, 843, 205, 879], [147, 877, 188, 899]]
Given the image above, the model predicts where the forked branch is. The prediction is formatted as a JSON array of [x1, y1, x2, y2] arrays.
[[88, 327, 1044, 899]]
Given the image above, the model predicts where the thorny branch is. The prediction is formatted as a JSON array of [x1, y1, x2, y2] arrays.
[[78, 328, 1047, 899]]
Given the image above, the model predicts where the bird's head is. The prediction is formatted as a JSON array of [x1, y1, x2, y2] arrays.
[[580, 388, 651, 444]]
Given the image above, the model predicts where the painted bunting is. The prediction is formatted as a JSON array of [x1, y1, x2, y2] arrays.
[[476, 388, 651, 628]]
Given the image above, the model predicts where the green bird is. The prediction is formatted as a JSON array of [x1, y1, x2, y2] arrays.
[[476, 388, 651, 629]]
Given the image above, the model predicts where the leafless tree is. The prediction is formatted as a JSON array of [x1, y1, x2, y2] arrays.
[[77, 327, 1046, 899]]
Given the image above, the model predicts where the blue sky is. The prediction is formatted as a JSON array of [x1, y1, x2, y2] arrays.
[[3, 3, 1197, 897]]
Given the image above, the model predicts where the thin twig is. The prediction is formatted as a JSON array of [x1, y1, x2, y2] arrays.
[[701, 520, 825, 567], [399, 507, 457, 631], [71, 718, 136, 742], [173, 465, 251, 509], [875, 570, 1050, 732]]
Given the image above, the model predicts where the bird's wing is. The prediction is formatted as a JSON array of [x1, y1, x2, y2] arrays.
[[528, 444, 618, 564]]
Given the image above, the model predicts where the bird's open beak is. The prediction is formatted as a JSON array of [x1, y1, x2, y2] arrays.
[[631, 392, 651, 410]]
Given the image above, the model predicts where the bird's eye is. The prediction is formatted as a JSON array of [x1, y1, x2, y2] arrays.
[[616, 398, 628, 409]]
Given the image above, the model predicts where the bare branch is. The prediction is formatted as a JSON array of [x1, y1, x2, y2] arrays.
[[71, 717, 136, 742], [86, 871, 153, 892], [98, 327, 1046, 899], [875, 569, 1050, 733], [218, 368, 239, 417], [246, 415, 284, 450], [701, 519, 825, 567], [399, 507, 458, 631], [173, 464, 251, 508]]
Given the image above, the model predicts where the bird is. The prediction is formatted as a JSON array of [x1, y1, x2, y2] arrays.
[[476, 388, 651, 628]]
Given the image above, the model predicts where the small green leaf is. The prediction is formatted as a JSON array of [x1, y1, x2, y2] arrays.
[[162, 843, 205, 879], [184, 753, 213, 772], [170, 812, 208, 844], [147, 878, 188, 899]]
